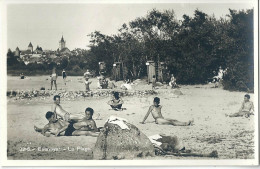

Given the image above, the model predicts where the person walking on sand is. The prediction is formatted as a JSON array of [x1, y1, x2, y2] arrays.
[[140, 97, 193, 126], [62, 69, 67, 85], [226, 94, 254, 118], [51, 67, 58, 90]]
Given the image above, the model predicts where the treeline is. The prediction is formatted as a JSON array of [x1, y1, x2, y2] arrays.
[[7, 8, 254, 92], [87, 8, 254, 92]]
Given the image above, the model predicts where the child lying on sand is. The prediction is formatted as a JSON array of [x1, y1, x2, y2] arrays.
[[226, 94, 254, 118], [34, 108, 99, 137], [140, 97, 193, 126]]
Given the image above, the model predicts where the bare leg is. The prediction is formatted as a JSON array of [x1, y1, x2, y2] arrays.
[[51, 81, 53, 90], [54, 80, 57, 90], [157, 118, 193, 126], [226, 112, 244, 117], [72, 130, 99, 137]]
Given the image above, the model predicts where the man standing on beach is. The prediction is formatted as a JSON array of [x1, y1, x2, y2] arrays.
[[51, 67, 58, 90]]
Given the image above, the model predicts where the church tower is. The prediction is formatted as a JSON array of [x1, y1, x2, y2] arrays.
[[28, 42, 33, 54], [59, 35, 66, 50], [15, 47, 20, 57]]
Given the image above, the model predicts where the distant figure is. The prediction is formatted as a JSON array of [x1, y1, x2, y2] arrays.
[[140, 97, 193, 126], [169, 74, 177, 89], [121, 80, 132, 90], [152, 75, 156, 90], [226, 94, 254, 118], [97, 75, 108, 89], [62, 69, 67, 85], [51, 67, 57, 90], [107, 92, 124, 111], [84, 69, 92, 78], [20, 73, 25, 79], [84, 76, 92, 92]]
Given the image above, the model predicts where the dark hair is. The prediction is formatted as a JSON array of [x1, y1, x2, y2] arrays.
[[85, 107, 94, 116], [154, 97, 160, 103], [153, 75, 156, 78], [245, 94, 250, 99], [45, 111, 54, 119], [53, 95, 60, 101], [113, 92, 120, 100]]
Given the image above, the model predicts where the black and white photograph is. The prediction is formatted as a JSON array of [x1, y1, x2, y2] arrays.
[[1, 0, 258, 166]]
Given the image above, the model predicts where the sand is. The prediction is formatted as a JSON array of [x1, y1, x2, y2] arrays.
[[7, 76, 255, 160]]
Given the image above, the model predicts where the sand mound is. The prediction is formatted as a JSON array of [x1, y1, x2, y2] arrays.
[[93, 120, 155, 160]]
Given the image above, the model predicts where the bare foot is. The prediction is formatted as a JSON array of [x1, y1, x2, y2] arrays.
[[34, 125, 41, 132], [188, 119, 194, 126]]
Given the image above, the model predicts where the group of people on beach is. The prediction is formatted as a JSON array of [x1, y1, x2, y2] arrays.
[[35, 89, 198, 137], [34, 67, 254, 138]]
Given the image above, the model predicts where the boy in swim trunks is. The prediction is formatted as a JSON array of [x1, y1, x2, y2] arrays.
[[140, 97, 193, 126], [73, 107, 100, 132], [226, 94, 254, 118], [53, 95, 84, 122], [34, 111, 99, 137], [107, 92, 124, 111], [51, 67, 57, 90]]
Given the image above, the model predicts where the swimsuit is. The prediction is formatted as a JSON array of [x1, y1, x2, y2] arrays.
[[51, 73, 57, 81], [64, 122, 76, 136]]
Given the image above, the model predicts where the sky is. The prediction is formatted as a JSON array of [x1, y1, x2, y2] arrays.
[[6, 2, 255, 51]]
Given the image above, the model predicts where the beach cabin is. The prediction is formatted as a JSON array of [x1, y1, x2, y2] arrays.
[[146, 61, 167, 83], [99, 62, 106, 75], [146, 61, 156, 83], [113, 62, 122, 81]]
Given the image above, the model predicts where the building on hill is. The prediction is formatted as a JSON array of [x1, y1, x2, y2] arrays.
[[14, 47, 20, 57], [28, 42, 33, 53], [59, 35, 66, 50], [34, 45, 43, 54], [58, 35, 70, 56]]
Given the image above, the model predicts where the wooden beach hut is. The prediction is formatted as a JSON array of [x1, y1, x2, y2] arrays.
[[99, 62, 106, 75], [146, 61, 156, 83], [113, 62, 122, 81]]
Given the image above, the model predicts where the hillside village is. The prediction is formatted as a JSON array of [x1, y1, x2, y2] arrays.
[[9, 36, 82, 65]]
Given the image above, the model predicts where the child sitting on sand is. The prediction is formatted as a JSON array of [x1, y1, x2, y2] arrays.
[[107, 92, 124, 111], [34, 111, 99, 137], [226, 94, 254, 118], [140, 97, 193, 126]]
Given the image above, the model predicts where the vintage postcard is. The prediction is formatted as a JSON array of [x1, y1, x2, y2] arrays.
[[1, 0, 259, 166]]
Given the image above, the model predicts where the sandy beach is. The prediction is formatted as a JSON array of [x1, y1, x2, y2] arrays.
[[7, 76, 255, 160]]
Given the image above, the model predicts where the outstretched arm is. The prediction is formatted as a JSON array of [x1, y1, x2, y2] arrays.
[[140, 106, 153, 124]]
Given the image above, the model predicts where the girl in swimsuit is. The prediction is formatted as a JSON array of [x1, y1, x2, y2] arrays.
[[140, 97, 193, 126]]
